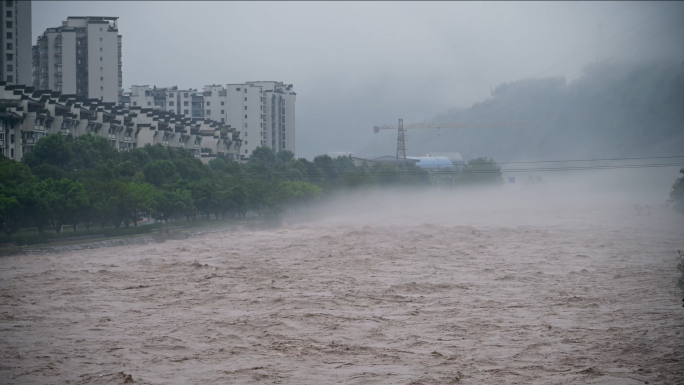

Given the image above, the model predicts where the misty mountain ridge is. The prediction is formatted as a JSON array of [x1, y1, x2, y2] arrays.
[[361, 59, 684, 162]]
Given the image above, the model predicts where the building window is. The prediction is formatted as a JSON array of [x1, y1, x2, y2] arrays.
[[100, 86, 103, 90], [184, 101, 188, 106], [220, 110, 224, 114], [206, 110, 211, 115], [5, 1, 12, 6], [133, 102, 137, 106], [6, 75, 12, 82], [244, 97, 247, 101], [206, 101, 210, 106], [245, 141, 248, 145], [244, 89, 247, 93], [244, 123, 248, 128], [6, 32, 11, 39], [169, 101, 174, 106], [100, 76, 103, 81], [147, 102, 151, 106], [221, 118, 225, 123], [184, 110, 189, 114], [6, 42, 11, 50], [100, 57, 103, 61], [6, 11, 12, 17], [100, 28, 103, 32], [6, 64, 12, 71], [5, 53, 11, 60], [220, 101, 224, 106], [184, 93, 188, 98], [244, 106, 247, 110], [245, 149, 248, 154], [5, 21, 10, 28], [236, 88, 240, 91], [168, 93, 174, 97], [100, 37, 103, 41], [100, 47, 103, 51]]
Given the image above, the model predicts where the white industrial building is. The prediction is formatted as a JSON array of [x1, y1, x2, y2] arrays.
[[32, 16, 122, 103], [122, 81, 296, 158], [1, 0, 31, 86]]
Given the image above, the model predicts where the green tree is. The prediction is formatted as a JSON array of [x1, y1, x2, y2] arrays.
[[277, 150, 295, 164], [31, 164, 65, 181], [458, 158, 503, 186], [0, 194, 19, 235], [71, 133, 120, 170], [107, 182, 157, 228], [153, 188, 194, 222], [143, 160, 179, 187], [39, 178, 89, 232], [189, 182, 216, 220], [669, 168, 684, 214], [22, 133, 73, 170]]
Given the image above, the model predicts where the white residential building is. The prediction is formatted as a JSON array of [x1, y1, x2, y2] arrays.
[[0, 82, 242, 163], [33, 16, 122, 103], [122, 81, 296, 159], [1, 0, 31, 85]]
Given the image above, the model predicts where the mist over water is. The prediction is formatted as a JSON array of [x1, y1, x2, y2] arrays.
[[302, 167, 683, 230]]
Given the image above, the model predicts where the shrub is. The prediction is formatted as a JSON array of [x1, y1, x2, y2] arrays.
[[14, 233, 50, 246]]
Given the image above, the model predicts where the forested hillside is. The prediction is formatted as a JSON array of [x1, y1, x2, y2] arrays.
[[404, 60, 684, 161]]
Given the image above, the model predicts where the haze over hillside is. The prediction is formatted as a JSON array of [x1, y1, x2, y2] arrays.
[[360, 59, 684, 161]]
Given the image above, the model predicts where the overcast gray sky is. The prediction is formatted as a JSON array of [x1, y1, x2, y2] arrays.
[[33, 1, 684, 158]]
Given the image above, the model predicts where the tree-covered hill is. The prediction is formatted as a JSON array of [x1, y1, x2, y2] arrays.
[[402, 60, 684, 161]]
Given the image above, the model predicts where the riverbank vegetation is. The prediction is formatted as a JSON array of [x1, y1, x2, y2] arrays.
[[1, 133, 504, 244]]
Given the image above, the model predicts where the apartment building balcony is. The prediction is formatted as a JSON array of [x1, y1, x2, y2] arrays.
[[218, 91, 227, 96], [60, 128, 70, 135], [22, 138, 35, 145], [203, 91, 212, 96]]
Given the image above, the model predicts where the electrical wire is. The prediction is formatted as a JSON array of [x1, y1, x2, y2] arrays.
[[220, 161, 684, 180]]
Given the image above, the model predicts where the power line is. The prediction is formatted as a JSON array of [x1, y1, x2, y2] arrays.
[[260, 155, 684, 169], [495, 155, 684, 165], [222, 161, 684, 180]]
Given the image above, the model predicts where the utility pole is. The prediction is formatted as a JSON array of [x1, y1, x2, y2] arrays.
[[395, 118, 406, 169]]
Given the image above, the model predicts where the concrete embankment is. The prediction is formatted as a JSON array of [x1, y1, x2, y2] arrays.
[[3, 226, 245, 256]]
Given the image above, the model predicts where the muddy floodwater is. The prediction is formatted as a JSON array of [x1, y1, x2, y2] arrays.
[[1, 188, 684, 384]]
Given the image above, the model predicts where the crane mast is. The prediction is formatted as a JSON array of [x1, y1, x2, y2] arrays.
[[374, 121, 527, 168]]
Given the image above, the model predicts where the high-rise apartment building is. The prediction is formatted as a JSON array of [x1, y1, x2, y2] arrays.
[[122, 81, 296, 158], [33, 16, 121, 103], [0, 0, 31, 85]]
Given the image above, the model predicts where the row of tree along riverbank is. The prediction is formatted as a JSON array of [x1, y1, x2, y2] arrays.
[[0, 133, 504, 245]]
